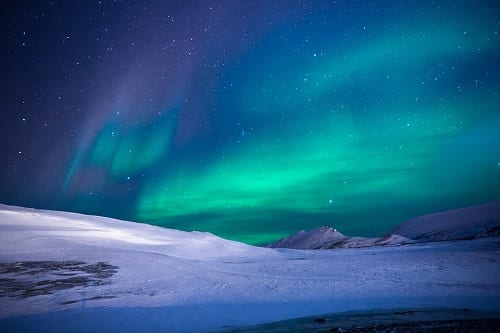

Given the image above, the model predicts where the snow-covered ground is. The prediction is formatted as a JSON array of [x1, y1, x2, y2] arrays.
[[0, 204, 499, 332]]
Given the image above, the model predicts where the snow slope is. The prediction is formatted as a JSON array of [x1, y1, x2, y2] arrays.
[[391, 201, 500, 241], [0, 204, 499, 332], [267, 226, 414, 249]]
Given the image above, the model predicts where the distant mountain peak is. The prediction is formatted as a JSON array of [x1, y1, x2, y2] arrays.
[[269, 201, 500, 250], [266, 225, 345, 250], [266, 225, 412, 250]]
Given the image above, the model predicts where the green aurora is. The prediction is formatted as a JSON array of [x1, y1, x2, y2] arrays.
[[3, 1, 498, 245], [133, 14, 500, 244]]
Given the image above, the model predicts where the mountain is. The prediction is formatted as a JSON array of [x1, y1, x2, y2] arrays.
[[267, 201, 500, 250], [266, 226, 344, 249], [267, 226, 413, 249], [391, 201, 500, 241]]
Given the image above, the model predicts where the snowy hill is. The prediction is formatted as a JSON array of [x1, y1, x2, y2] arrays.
[[0, 204, 264, 261], [391, 201, 500, 241], [267, 226, 413, 250], [1, 204, 499, 332]]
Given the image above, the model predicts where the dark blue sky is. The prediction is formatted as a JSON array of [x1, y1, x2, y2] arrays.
[[1, 1, 499, 244]]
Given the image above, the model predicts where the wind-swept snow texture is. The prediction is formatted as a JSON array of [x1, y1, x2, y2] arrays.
[[391, 201, 500, 241], [0, 204, 499, 332]]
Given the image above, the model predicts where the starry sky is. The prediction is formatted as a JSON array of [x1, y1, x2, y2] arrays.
[[1, 1, 499, 245]]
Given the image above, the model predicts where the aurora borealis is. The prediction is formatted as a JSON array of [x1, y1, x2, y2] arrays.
[[1, 1, 499, 244]]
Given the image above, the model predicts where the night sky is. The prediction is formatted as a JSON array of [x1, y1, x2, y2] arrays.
[[1, 1, 499, 244]]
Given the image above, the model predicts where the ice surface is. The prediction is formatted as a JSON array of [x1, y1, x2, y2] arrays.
[[0, 204, 499, 332]]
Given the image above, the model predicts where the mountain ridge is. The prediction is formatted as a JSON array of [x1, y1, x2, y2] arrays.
[[267, 201, 500, 249], [266, 226, 413, 250]]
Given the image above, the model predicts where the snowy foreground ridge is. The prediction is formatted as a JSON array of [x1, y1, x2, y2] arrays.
[[0, 204, 499, 332]]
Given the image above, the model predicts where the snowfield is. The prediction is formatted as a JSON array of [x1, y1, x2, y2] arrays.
[[0, 204, 499, 332]]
